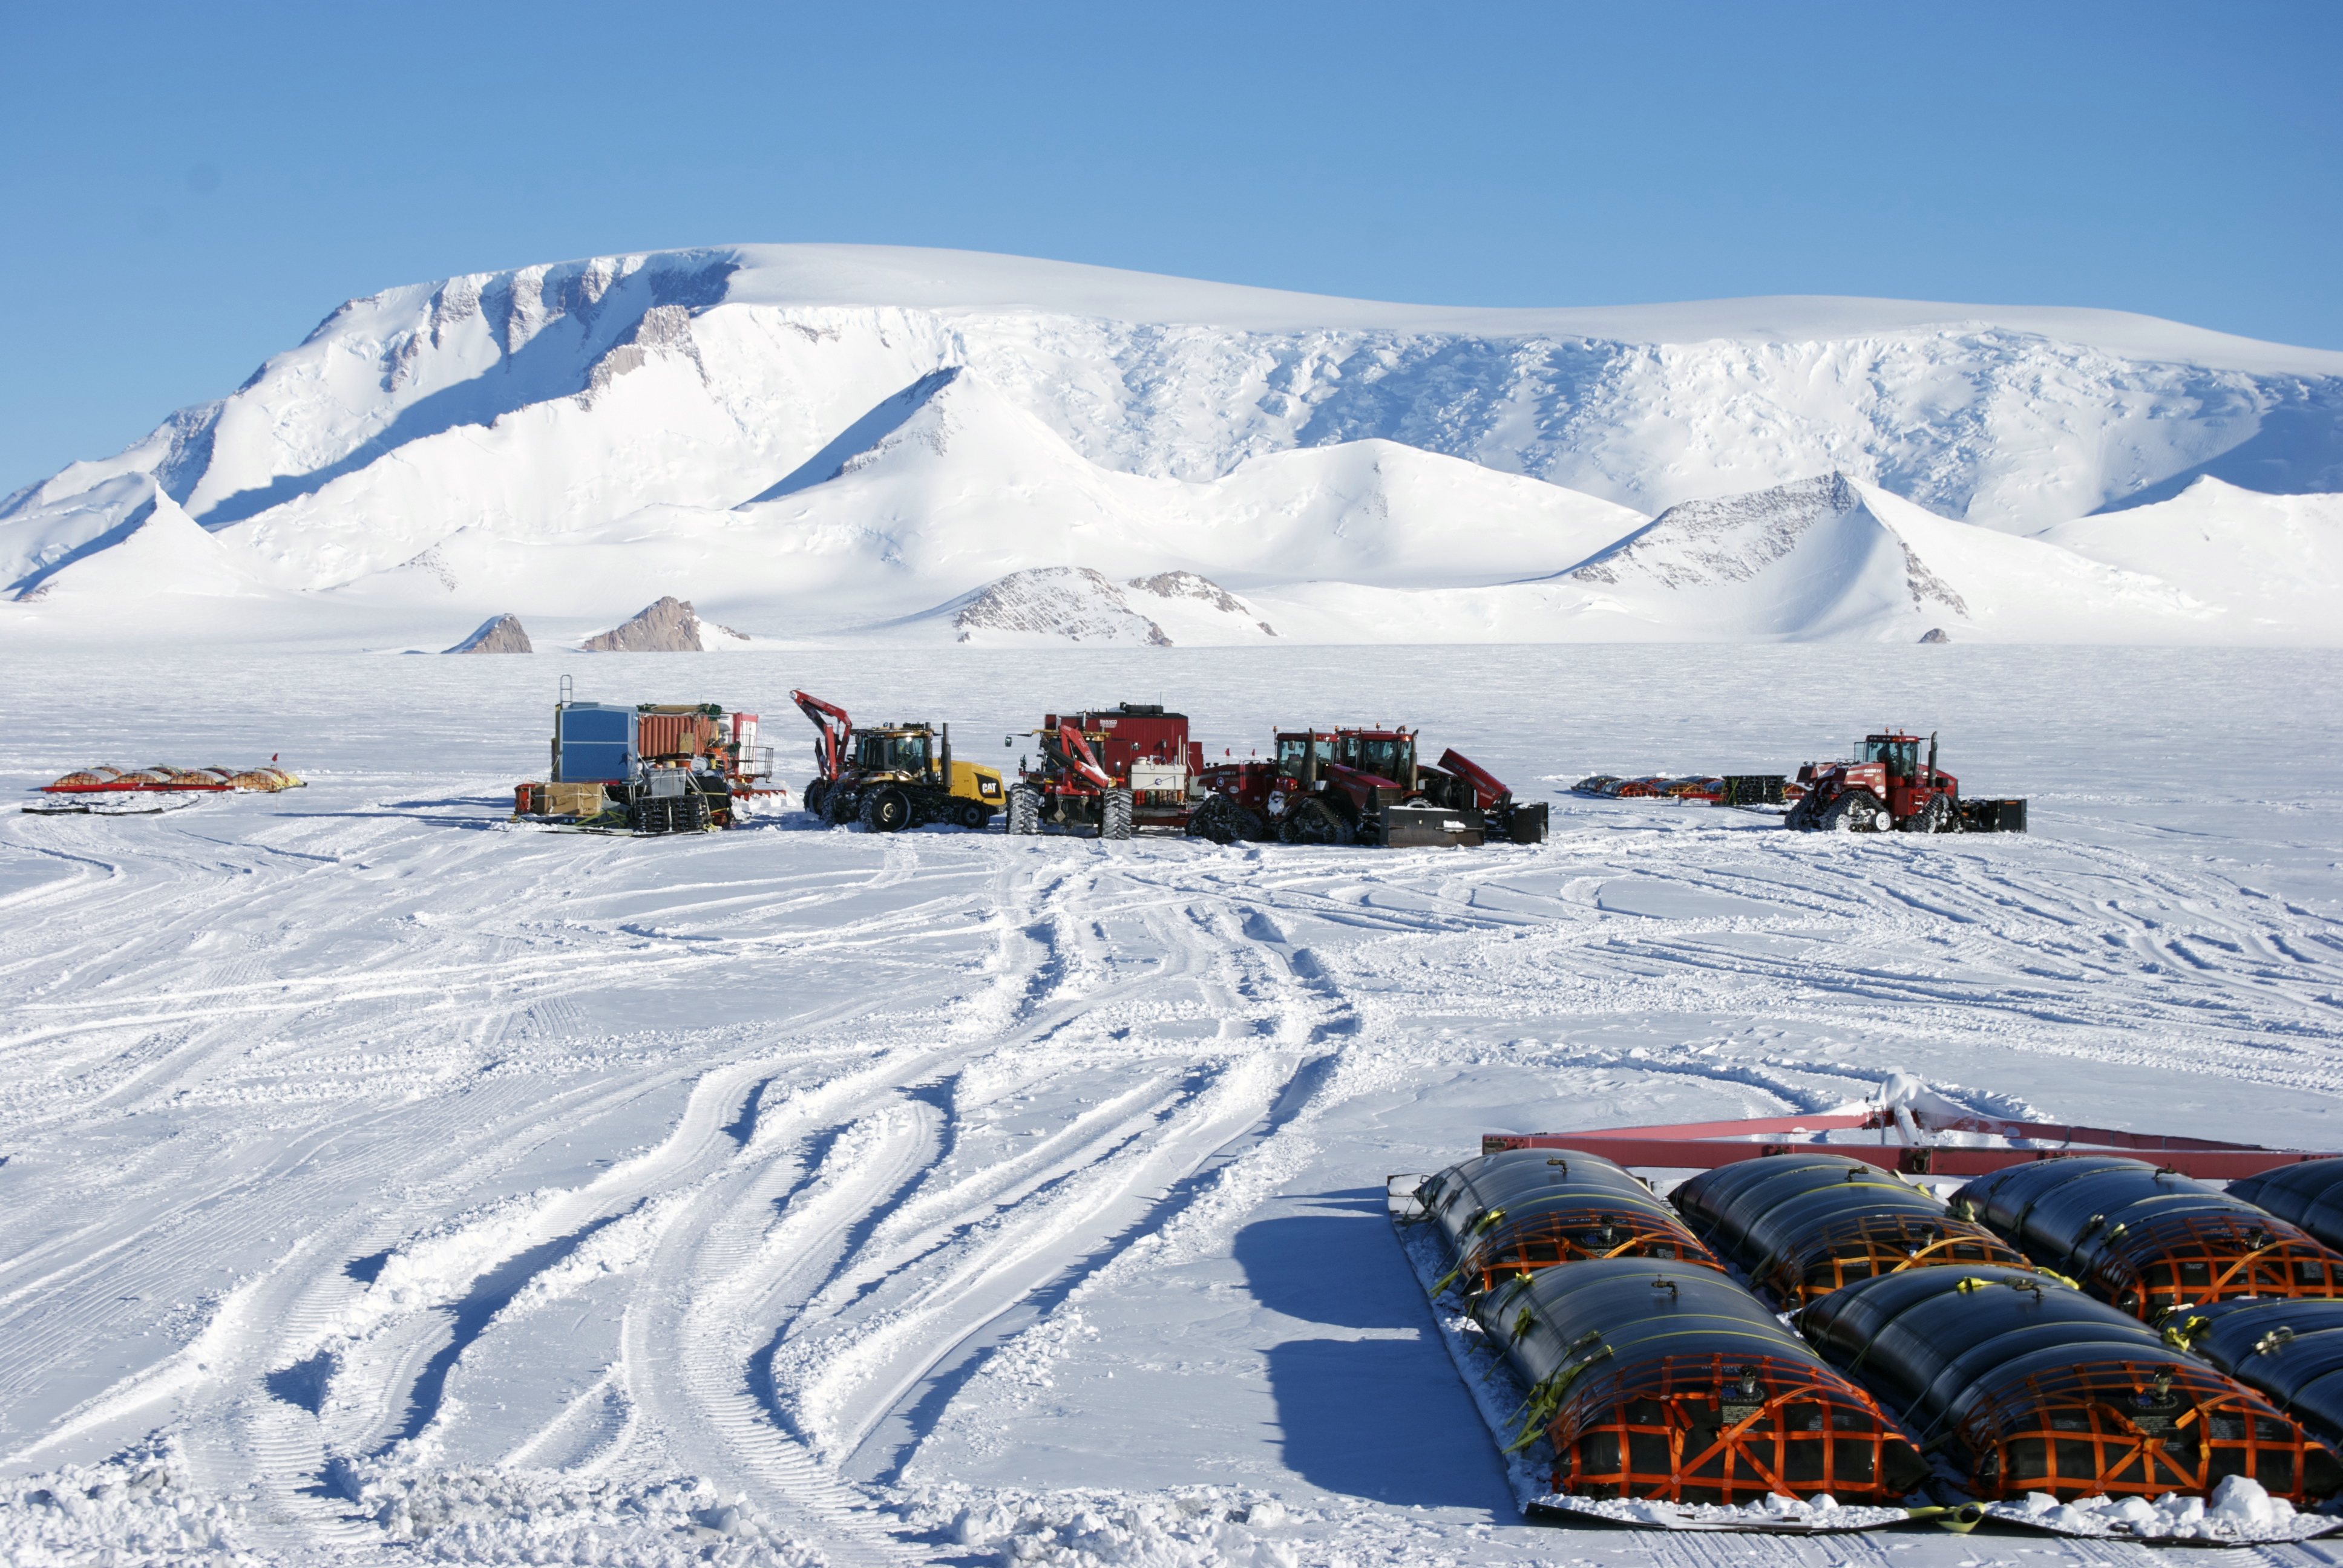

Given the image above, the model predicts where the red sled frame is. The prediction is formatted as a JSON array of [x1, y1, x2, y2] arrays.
[[1483, 1107, 2343, 1181]]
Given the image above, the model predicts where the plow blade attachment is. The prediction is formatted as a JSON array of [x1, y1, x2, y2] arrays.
[[1383, 803, 1485, 847], [1959, 797, 2027, 832], [1499, 800, 1550, 843], [1720, 775, 1786, 806]]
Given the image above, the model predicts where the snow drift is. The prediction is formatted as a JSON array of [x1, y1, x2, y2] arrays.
[[2, 243, 2338, 647]]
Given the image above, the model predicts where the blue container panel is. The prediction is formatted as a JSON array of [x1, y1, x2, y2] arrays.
[[560, 743, 632, 782], [556, 705, 635, 783]]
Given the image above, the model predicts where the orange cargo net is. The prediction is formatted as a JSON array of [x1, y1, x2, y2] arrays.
[[2082, 1212, 2343, 1318], [1766, 1214, 2028, 1305], [1955, 1358, 2342, 1503], [1461, 1210, 1722, 1294], [1552, 1353, 1922, 1506]]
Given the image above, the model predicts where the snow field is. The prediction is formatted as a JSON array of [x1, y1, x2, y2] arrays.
[[1, 642, 2341, 1568]]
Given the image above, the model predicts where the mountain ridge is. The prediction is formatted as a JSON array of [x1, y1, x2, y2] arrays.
[[2, 244, 2338, 647]]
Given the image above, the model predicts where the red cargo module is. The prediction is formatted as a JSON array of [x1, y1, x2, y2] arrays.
[[1008, 703, 1205, 837], [637, 707, 723, 764]]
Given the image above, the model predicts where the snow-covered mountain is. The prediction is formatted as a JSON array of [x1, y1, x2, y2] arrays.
[[3, 244, 2338, 646]]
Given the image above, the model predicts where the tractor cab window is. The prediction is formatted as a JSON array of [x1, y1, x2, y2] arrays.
[[856, 733, 928, 773], [1863, 738, 1919, 777], [1276, 737, 1335, 771], [1357, 737, 1413, 781]]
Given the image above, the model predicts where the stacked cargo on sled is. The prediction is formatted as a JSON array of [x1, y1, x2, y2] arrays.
[[1392, 1088, 2343, 1537]]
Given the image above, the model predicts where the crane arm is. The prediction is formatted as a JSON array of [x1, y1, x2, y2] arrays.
[[790, 690, 853, 782], [1041, 722, 1116, 789]]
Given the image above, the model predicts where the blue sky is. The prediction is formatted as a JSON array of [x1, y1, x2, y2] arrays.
[[3, 1, 2338, 495]]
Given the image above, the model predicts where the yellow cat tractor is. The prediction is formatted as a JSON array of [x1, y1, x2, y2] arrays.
[[791, 690, 1006, 832]]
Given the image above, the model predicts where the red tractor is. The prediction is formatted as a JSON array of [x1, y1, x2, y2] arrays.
[[1191, 726, 1548, 848], [1007, 703, 1205, 839], [1785, 730, 2026, 834]]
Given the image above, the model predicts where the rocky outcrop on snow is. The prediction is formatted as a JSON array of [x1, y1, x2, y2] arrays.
[[1124, 571, 1279, 641], [1127, 571, 1277, 636], [580, 303, 705, 406], [1557, 474, 1970, 632], [1919, 627, 1952, 643], [444, 613, 532, 653], [950, 568, 1170, 646], [929, 567, 1281, 647], [580, 596, 749, 652]]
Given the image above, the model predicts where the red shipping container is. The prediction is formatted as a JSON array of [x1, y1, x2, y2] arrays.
[[638, 712, 721, 763]]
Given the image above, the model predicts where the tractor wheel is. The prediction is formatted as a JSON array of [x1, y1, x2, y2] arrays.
[[802, 779, 830, 818], [1101, 788, 1135, 841], [822, 784, 861, 826], [1783, 791, 1821, 831], [1008, 786, 1042, 835], [1280, 797, 1351, 846], [954, 799, 993, 831], [1899, 794, 1956, 834], [1824, 791, 1884, 833], [859, 786, 913, 833]]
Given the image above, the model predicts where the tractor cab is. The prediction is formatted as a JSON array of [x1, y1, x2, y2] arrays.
[[1855, 733, 1955, 813], [852, 727, 935, 780], [1861, 733, 1923, 779], [1273, 732, 1337, 789], [1334, 729, 1416, 789]]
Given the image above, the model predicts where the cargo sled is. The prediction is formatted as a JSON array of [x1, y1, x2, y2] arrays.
[[1391, 1078, 2343, 1540]]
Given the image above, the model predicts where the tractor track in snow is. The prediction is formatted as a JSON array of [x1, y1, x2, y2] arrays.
[[3, 720, 2340, 1568]]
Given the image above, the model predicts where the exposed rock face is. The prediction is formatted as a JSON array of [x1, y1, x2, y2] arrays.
[[1563, 472, 1970, 622], [1919, 627, 1953, 644], [444, 613, 532, 653], [401, 546, 459, 592], [582, 596, 750, 651], [586, 596, 702, 651], [1127, 570, 1279, 636], [952, 568, 1171, 645], [580, 303, 706, 406], [1571, 474, 1856, 589]]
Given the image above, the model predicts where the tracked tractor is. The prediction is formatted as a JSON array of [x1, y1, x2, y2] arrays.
[[1784, 730, 2026, 834], [1006, 703, 1204, 839], [791, 690, 1006, 832], [1191, 726, 1548, 848]]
